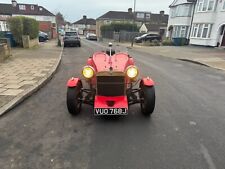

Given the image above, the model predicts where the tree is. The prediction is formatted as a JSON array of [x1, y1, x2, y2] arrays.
[[56, 12, 65, 26]]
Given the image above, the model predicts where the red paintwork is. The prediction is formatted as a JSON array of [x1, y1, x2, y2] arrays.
[[67, 78, 80, 87], [87, 52, 134, 72], [94, 96, 128, 109], [142, 78, 155, 87]]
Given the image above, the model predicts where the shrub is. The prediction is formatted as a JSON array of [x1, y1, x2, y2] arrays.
[[162, 39, 174, 46], [23, 17, 39, 39], [7, 16, 39, 45], [101, 22, 138, 34], [7, 17, 23, 45]]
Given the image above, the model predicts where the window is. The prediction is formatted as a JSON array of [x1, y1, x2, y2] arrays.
[[146, 13, 151, 19], [208, 0, 214, 10], [19, 5, 26, 10], [136, 13, 144, 19], [171, 4, 192, 17], [192, 24, 199, 37], [0, 24, 2, 31], [31, 5, 34, 10], [223, 1, 225, 10], [197, 0, 203, 11], [191, 23, 212, 38], [197, 0, 215, 12], [172, 26, 189, 38]]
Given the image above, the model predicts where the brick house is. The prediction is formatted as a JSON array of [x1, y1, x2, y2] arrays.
[[0, 0, 57, 39]]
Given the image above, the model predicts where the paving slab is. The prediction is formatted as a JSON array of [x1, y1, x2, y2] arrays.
[[0, 40, 63, 115]]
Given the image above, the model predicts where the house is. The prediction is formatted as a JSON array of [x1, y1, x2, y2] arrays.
[[167, 0, 225, 47], [96, 8, 134, 37], [72, 16, 96, 35], [96, 8, 169, 37], [0, 0, 57, 39], [139, 11, 169, 37]]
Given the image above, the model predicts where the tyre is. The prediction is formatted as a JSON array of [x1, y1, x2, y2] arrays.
[[139, 85, 155, 116], [78, 43, 81, 47], [67, 82, 82, 115], [64, 43, 67, 47]]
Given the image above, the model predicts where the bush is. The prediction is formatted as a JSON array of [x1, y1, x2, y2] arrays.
[[162, 39, 174, 46], [7, 17, 23, 45], [23, 17, 39, 39], [101, 22, 138, 34], [7, 16, 39, 45]]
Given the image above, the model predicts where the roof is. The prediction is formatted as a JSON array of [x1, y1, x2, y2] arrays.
[[0, 3, 54, 16], [97, 11, 134, 20], [144, 24, 160, 32], [73, 18, 96, 25], [169, 0, 194, 7], [0, 4, 13, 15], [150, 14, 169, 24]]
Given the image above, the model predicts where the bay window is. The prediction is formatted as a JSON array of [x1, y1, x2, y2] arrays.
[[191, 23, 212, 38], [197, 0, 215, 12], [173, 26, 189, 38]]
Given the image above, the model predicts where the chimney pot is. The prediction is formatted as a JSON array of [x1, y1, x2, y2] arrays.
[[128, 8, 132, 14], [12, 0, 17, 7]]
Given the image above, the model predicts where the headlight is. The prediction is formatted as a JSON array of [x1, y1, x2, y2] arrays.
[[126, 66, 139, 79], [82, 66, 95, 79]]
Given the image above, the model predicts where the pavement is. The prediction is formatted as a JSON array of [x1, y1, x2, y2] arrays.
[[102, 39, 225, 71], [0, 39, 225, 169], [0, 40, 62, 116]]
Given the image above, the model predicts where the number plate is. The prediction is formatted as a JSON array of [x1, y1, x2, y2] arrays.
[[94, 108, 128, 116]]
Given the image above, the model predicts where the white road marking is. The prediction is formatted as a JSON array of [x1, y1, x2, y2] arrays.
[[200, 144, 217, 169]]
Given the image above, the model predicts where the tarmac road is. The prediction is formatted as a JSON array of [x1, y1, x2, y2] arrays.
[[0, 39, 225, 169]]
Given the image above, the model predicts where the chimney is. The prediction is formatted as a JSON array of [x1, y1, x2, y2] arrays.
[[12, 0, 17, 7], [83, 15, 87, 20], [160, 11, 165, 15], [128, 8, 132, 14]]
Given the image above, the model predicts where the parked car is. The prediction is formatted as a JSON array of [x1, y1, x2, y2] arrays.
[[66, 43, 155, 116], [134, 33, 161, 43], [39, 31, 49, 42], [86, 33, 97, 41], [64, 31, 81, 47]]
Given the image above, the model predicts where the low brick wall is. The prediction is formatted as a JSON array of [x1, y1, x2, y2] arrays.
[[0, 43, 11, 62], [22, 35, 39, 48]]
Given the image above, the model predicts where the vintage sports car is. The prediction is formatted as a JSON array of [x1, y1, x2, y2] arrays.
[[66, 43, 155, 116]]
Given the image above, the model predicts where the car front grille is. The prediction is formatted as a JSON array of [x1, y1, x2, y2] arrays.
[[96, 76, 125, 96]]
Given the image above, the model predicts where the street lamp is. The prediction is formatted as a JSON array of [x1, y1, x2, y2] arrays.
[[187, 0, 197, 44]]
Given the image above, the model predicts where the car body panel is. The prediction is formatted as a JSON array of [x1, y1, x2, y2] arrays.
[[141, 78, 155, 87], [67, 78, 81, 87], [94, 96, 128, 109]]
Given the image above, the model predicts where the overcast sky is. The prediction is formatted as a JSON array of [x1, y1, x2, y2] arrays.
[[1, 0, 172, 22]]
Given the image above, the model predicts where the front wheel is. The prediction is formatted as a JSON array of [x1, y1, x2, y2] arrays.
[[67, 82, 82, 115], [140, 85, 155, 116]]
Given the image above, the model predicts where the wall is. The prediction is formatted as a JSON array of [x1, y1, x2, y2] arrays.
[[0, 42, 11, 62], [22, 35, 38, 48]]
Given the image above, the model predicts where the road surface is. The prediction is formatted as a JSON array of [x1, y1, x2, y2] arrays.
[[0, 39, 225, 169]]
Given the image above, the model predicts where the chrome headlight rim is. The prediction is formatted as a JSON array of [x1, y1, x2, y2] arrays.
[[126, 65, 139, 79], [82, 66, 95, 79]]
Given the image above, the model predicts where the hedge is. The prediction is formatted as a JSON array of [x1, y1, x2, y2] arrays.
[[101, 22, 138, 34], [7, 16, 39, 45]]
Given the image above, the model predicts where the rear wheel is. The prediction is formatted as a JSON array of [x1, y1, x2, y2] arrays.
[[140, 85, 155, 116], [67, 82, 82, 115]]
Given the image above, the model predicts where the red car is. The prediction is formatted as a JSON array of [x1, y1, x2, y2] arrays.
[[66, 43, 155, 116]]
